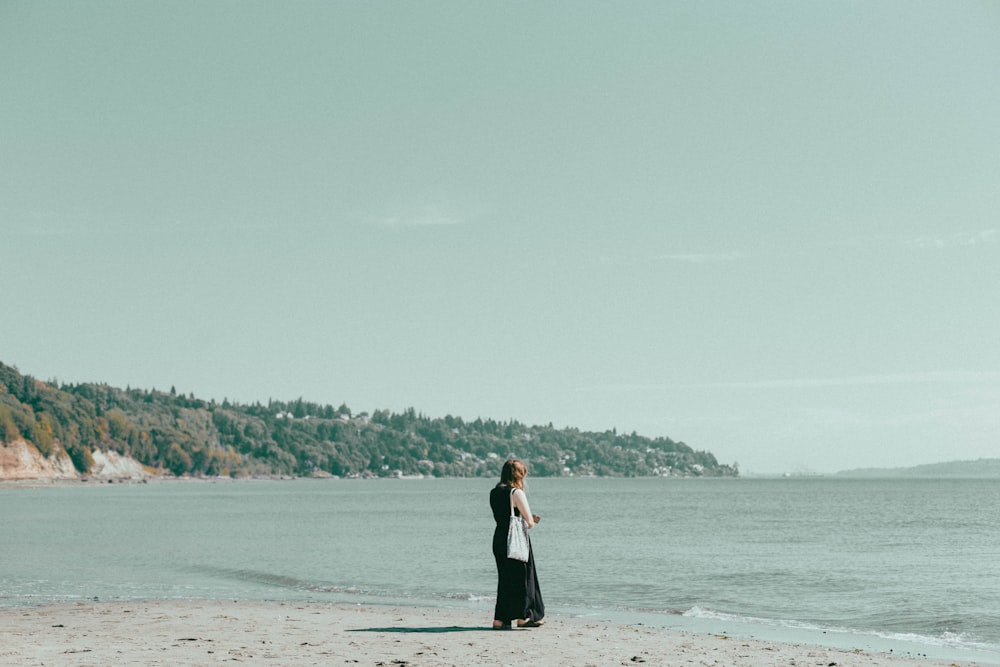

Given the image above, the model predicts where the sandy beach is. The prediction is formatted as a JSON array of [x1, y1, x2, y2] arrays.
[[0, 600, 985, 667]]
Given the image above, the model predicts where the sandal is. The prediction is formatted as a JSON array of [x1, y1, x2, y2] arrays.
[[517, 619, 545, 628]]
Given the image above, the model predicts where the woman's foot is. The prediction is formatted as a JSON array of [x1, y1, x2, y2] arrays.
[[492, 620, 511, 630], [517, 619, 545, 628]]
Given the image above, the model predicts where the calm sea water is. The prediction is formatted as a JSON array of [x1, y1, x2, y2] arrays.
[[2, 477, 998, 663]]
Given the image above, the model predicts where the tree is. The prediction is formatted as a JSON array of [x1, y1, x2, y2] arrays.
[[0, 405, 20, 443], [166, 442, 192, 476]]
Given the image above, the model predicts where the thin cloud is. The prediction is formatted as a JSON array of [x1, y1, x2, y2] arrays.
[[816, 231, 997, 253], [904, 229, 997, 249], [657, 251, 745, 263], [698, 372, 1000, 389], [5, 208, 77, 236], [11, 225, 77, 237], [370, 212, 465, 228], [578, 371, 1000, 393]]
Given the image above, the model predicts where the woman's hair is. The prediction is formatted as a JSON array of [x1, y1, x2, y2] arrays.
[[499, 458, 528, 489]]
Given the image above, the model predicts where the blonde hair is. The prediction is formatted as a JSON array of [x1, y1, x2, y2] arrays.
[[499, 458, 527, 489]]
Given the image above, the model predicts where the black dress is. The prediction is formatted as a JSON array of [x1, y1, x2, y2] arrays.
[[490, 484, 545, 623]]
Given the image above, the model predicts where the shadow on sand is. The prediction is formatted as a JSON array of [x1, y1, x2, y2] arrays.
[[348, 626, 507, 634]]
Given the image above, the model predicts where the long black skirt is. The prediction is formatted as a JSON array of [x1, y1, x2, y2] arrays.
[[492, 530, 544, 623]]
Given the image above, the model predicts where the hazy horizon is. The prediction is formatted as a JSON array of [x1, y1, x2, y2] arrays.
[[3, 2, 998, 474]]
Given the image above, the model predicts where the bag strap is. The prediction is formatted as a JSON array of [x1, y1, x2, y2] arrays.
[[509, 487, 518, 518]]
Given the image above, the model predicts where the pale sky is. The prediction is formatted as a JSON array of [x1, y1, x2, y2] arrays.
[[3, 1, 998, 474]]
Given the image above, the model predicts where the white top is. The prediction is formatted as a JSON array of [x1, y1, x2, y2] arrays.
[[511, 488, 534, 528]]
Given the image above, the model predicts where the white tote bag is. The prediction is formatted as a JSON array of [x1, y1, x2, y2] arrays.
[[506, 489, 530, 562]]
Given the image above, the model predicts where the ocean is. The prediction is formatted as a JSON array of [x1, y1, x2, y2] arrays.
[[2, 477, 998, 664]]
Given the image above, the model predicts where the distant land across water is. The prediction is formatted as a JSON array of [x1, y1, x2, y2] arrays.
[[835, 458, 1000, 478], [0, 360, 736, 480]]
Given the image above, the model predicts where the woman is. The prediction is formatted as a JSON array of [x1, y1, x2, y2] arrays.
[[489, 458, 545, 629]]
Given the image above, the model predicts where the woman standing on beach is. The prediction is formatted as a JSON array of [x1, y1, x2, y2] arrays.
[[489, 458, 545, 629]]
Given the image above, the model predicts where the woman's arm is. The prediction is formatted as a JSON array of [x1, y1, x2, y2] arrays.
[[513, 489, 535, 528]]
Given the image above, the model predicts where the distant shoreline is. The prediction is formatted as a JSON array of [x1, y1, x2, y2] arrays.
[[834, 457, 1000, 479], [0, 473, 739, 488], [6, 470, 1000, 490]]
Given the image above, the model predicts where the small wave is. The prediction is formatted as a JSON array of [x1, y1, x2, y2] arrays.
[[188, 566, 493, 607], [684, 605, 822, 629], [682, 606, 996, 653], [190, 566, 369, 596], [445, 592, 492, 602], [869, 630, 998, 653]]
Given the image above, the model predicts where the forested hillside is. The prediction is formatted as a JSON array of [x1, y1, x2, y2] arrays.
[[0, 362, 737, 478]]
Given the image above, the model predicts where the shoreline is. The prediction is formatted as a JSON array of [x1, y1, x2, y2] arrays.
[[0, 599, 992, 667]]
